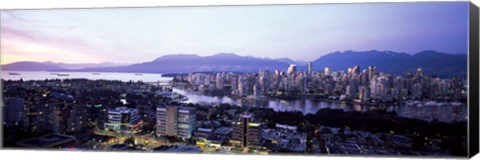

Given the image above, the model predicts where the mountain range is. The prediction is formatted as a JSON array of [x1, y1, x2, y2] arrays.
[[311, 50, 467, 78], [2, 50, 467, 78], [44, 62, 126, 70], [2, 61, 125, 71], [69, 53, 290, 73]]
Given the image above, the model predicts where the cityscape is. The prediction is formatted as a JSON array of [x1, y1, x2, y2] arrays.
[[0, 1, 471, 158], [1, 62, 468, 156]]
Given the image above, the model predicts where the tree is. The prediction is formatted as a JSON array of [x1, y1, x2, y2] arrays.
[[124, 137, 135, 146]]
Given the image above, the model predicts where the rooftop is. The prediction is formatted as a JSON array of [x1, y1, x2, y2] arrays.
[[153, 145, 202, 153], [240, 113, 252, 119], [197, 128, 213, 133], [215, 127, 233, 135], [17, 134, 76, 148], [110, 106, 138, 113], [156, 106, 195, 111]]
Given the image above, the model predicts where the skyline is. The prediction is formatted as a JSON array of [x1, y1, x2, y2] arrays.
[[0, 2, 469, 65]]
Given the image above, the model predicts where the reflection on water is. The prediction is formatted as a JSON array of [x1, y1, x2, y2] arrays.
[[173, 88, 467, 123]]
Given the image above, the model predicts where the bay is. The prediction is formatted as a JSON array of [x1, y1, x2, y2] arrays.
[[1, 71, 172, 82], [172, 88, 467, 123]]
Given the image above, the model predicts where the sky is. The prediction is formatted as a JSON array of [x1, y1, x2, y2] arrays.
[[0, 2, 469, 65]]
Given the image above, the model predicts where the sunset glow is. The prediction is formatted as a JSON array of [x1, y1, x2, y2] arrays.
[[0, 2, 469, 65]]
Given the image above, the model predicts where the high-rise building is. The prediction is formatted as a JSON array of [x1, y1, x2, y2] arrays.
[[237, 76, 247, 97], [370, 76, 390, 100], [104, 106, 142, 134], [24, 100, 55, 134], [253, 82, 260, 98], [358, 86, 370, 102], [324, 67, 331, 76], [229, 74, 238, 90], [368, 66, 376, 79], [3, 97, 25, 128], [416, 67, 423, 77], [53, 103, 87, 134], [274, 70, 281, 77], [352, 65, 360, 74], [307, 61, 313, 75], [287, 64, 297, 76], [156, 106, 196, 139], [230, 114, 262, 148], [215, 72, 224, 89], [177, 107, 196, 138], [258, 70, 270, 94], [86, 103, 107, 130]]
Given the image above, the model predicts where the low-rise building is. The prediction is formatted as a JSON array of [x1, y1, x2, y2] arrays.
[[194, 128, 213, 139], [104, 106, 142, 134], [16, 134, 76, 148]]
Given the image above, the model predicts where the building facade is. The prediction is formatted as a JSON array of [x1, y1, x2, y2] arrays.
[[3, 97, 25, 128], [230, 114, 262, 149], [104, 106, 142, 134], [156, 106, 196, 139], [52, 103, 87, 135]]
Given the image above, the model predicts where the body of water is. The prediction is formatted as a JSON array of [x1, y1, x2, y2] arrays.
[[172, 88, 467, 123], [1, 71, 172, 82]]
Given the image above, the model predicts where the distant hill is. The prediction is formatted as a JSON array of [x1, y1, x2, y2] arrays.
[[2, 61, 126, 71], [44, 62, 126, 70], [311, 50, 467, 78], [74, 53, 291, 73], [2, 61, 65, 71], [273, 58, 308, 66]]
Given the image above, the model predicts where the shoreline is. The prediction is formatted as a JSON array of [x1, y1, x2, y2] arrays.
[[172, 87, 465, 107]]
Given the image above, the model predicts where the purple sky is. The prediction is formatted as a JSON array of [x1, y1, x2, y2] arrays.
[[0, 2, 469, 64]]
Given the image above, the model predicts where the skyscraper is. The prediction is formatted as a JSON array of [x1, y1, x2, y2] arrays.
[[259, 70, 270, 95], [215, 72, 224, 89], [307, 61, 313, 75], [352, 65, 360, 75], [237, 76, 247, 97], [324, 67, 331, 76], [368, 66, 376, 79], [287, 64, 297, 76], [156, 106, 196, 139], [416, 67, 423, 77]]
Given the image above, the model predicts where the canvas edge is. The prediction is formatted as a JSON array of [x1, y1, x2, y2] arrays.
[[468, 1, 479, 158]]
